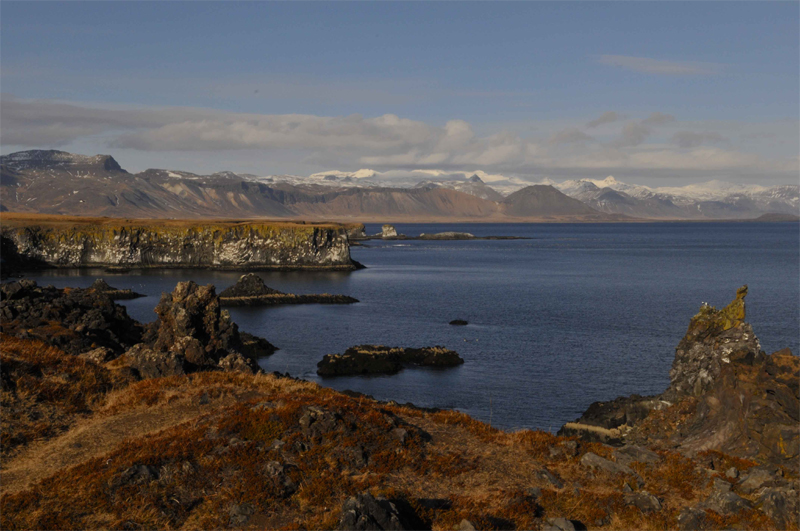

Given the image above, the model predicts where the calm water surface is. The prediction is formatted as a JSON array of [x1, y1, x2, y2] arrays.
[[25, 223, 800, 432]]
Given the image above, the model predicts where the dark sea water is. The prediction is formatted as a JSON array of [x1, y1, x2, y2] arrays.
[[23, 222, 799, 432]]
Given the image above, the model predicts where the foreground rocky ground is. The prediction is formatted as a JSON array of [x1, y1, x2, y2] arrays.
[[0, 281, 797, 530]]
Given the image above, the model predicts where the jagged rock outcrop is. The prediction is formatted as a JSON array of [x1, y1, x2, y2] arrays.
[[130, 281, 264, 375], [666, 285, 762, 398], [317, 345, 464, 376], [0, 279, 143, 354], [0, 278, 275, 378], [381, 225, 398, 238], [219, 273, 358, 307], [345, 224, 368, 240], [0, 215, 356, 270], [560, 286, 799, 466]]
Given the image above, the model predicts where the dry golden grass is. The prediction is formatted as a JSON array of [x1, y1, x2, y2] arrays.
[[1, 336, 796, 531], [0, 211, 361, 231]]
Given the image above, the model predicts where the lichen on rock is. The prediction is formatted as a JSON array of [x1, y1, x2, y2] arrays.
[[669, 284, 763, 398]]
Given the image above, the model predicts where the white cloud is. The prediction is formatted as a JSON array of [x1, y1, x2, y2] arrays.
[[1, 95, 796, 182], [598, 55, 724, 75]]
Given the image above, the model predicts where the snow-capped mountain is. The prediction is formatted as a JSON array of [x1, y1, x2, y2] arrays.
[[553, 175, 799, 219], [3, 150, 795, 220]]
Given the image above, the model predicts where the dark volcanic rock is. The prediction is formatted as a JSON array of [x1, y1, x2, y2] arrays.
[[667, 285, 763, 398], [559, 286, 800, 466], [219, 273, 358, 307], [317, 345, 464, 377], [219, 273, 282, 298], [89, 278, 144, 300], [337, 492, 423, 530], [135, 281, 259, 374], [239, 331, 278, 358], [0, 279, 143, 355]]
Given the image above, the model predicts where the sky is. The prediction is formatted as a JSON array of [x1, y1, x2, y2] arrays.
[[1, 2, 799, 186]]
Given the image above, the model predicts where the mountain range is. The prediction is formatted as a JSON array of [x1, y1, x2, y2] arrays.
[[1, 150, 797, 221]]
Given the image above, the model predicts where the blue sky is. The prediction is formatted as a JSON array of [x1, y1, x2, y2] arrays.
[[2, 2, 798, 185]]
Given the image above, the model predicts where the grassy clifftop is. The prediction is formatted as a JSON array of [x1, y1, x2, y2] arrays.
[[0, 214, 363, 270]]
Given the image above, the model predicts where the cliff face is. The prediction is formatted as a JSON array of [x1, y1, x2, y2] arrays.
[[0, 215, 356, 270]]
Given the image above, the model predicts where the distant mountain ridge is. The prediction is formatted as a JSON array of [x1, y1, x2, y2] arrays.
[[0, 150, 604, 221], [1, 150, 796, 221], [553, 176, 799, 219]]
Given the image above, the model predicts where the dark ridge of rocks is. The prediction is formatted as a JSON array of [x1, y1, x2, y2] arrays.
[[0, 279, 143, 355], [88, 278, 145, 300], [317, 345, 464, 377], [559, 286, 799, 466], [449, 319, 468, 326], [218, 273, 359, 307], [0, 278, 275, 379]]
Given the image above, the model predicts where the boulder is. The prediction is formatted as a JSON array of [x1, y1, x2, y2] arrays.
[[758, 487, 798, 528], [337, 492, 419, 530], [623, 491, 662, 513], [676, 507, 707, 531], [125, 344, 186, 379], [738, 467, 777, 493], [703, 488, 752, 515], [580, 452, 643, 486], [612, 445, 661, 467]]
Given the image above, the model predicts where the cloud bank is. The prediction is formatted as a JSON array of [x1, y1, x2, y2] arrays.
[[1, 95, 796, 181]]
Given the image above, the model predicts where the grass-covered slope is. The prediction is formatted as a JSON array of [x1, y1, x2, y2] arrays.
[[1, 334, 796, 531]]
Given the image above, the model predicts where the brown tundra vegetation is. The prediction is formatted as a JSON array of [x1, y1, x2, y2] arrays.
[[0, 281, 797, 530]]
